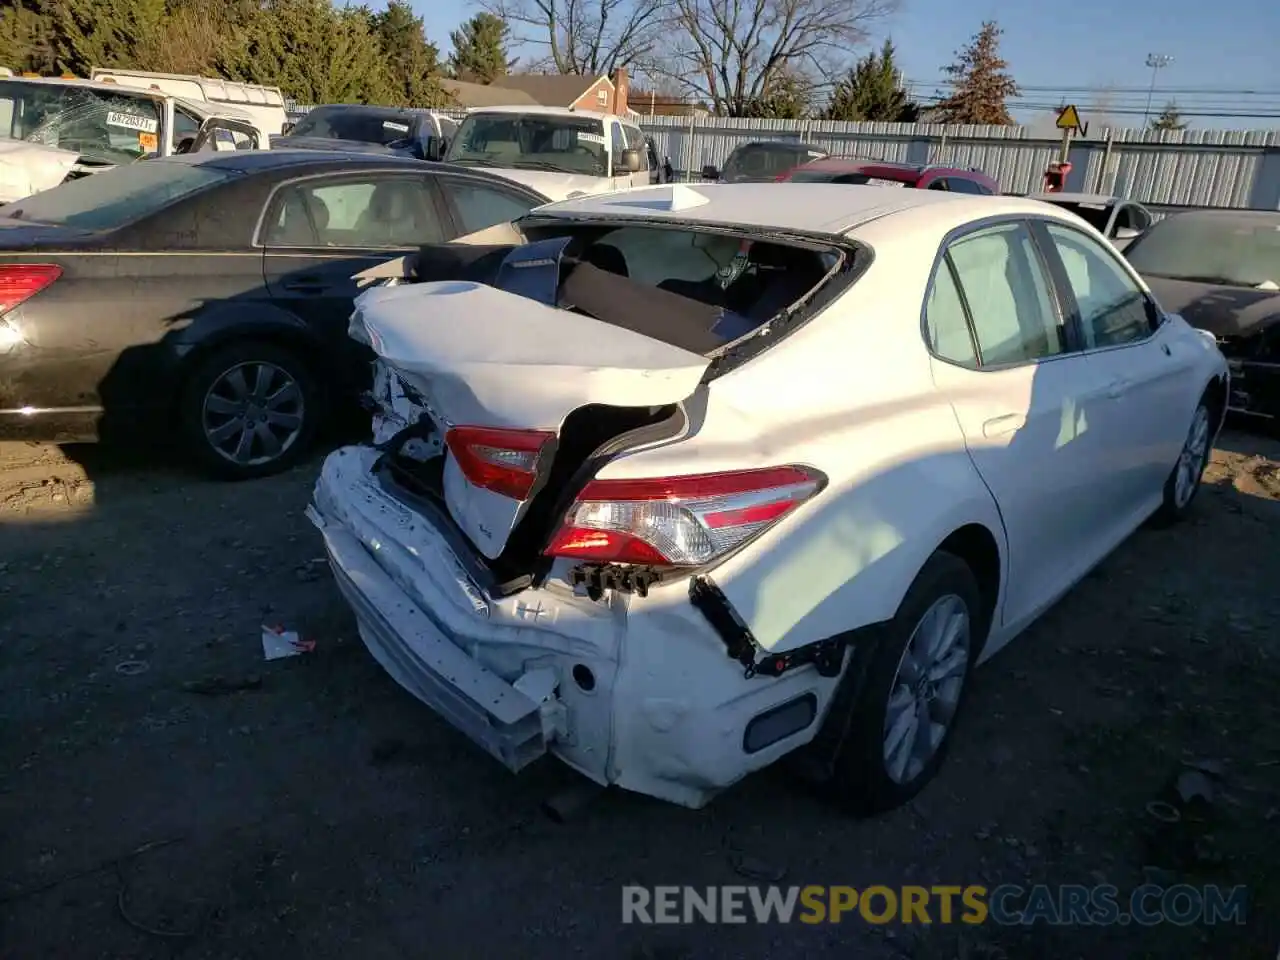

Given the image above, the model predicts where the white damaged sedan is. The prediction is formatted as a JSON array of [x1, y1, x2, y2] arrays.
[[307, 183, 1228, 814]]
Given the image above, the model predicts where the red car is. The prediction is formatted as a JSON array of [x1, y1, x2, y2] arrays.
[[779, 157, 999, 194]]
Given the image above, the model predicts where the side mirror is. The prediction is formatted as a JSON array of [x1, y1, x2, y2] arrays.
[[619, 148, 642, 173], [701, 164, 719, 180], [422, 135, 445, 162], [281, 121, 296, 136]]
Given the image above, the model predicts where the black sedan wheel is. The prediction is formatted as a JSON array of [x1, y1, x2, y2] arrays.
[[180, 341, 322, 480]]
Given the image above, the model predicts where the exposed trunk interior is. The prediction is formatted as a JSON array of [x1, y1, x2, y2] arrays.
[[379, 401, 683, 593]]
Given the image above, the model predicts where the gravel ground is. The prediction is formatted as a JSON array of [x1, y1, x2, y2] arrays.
[[1, 425, 1278, 960]]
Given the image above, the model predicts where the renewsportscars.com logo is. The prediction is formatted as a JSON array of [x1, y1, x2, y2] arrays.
[[622, 884, 1249, 926]]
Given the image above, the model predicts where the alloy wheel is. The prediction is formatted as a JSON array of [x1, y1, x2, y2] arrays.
[[882, 593, 971, 785], [201, 361, 306, 467], [1173, 404, 1211, 509]]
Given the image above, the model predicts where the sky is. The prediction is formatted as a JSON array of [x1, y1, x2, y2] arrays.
[[410, 0, 1280, 130]]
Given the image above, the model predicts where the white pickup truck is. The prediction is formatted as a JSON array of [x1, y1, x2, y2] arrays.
[[0, 75, 264, 204]]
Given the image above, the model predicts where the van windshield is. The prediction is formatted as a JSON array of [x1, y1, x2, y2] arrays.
[[0, 80, 163, 164], [445, 113, 608, 177]]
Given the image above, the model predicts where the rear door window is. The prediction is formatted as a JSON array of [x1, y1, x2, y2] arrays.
[[438, 178, 540, 234], [945, 222, 1066, 365], [946, 177, 989, 195], [263, 175, 445, 248]]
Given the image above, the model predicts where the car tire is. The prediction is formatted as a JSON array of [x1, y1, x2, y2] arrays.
[[179, 340, 322, 481], [823, 551, 984, 817], [1153, 393, 1215, 525]]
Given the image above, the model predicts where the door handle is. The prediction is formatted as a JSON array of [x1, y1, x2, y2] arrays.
[[1106, 378, 1132, 399], [982, 413, 1026, 438]]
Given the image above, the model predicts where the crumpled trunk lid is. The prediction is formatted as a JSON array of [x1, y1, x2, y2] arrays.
[[351, 278, 709, 557]]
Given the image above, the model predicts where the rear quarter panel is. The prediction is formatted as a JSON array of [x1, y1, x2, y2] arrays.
[[592, 222, 1008, 654]]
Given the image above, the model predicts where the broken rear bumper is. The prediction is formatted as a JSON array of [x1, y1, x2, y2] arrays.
[[315, 520, 561, 772], [308, 445, 844, 809]]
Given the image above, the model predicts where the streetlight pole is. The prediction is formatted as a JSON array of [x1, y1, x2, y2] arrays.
[[1144, 54, 1174, 127]]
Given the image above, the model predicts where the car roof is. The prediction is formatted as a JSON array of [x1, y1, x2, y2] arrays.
[[535, 182, 1048, 235], [1153, 208, 1280, 227], [801, 156, 921, 173], [165, 149, 435, 173], [732, 140, 823, 154], [463, 104, 617, 120], [1028, 192, 1123, 205]]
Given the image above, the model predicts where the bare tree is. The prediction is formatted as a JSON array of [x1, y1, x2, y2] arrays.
[[648, 0, 895, 117], [478, 0, 663, 75]]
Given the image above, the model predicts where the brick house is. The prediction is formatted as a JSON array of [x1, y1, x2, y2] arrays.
[[445, 68, 635, 116]]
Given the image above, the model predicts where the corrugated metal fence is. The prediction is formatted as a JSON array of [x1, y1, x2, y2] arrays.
[[283, 103, 1280, 213]]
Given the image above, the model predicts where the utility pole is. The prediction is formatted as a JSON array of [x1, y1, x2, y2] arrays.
[[1144, 54, 1173, 127]]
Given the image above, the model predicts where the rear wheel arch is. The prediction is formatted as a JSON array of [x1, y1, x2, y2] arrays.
[[934, 523, 1002, 645]]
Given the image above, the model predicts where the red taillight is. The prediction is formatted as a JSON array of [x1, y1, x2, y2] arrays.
[[544, 465, 825, 566], [0, 264, 61, 314], [444, 425, 555, 500]]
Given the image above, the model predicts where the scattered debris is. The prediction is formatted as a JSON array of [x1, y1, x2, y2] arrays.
[[181, 675, 262, 696], [261, 625, 315, 661], [114, 661, 150, 677]]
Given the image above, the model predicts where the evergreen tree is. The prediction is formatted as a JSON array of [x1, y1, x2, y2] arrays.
[[373, 0, 452, 106], [823, 40, 919, 122], [448, 13, 515, 84], [934, 21, 1019, 125]]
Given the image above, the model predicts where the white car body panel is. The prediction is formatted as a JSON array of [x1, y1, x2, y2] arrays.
[[351, 279, 710, 558], [0, 140, 79, 204], [312, 184, 1230, 808]]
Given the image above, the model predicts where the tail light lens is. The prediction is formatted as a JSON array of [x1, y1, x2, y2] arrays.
[[445, 425, 555, 500], [544, 465, 825, 566], [0, 264, 61, 315]]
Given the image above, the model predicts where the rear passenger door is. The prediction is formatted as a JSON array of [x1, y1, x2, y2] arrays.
[[260, 172, 450, 343], [1034, 220, 1194, 522], [925, 220, 1109, 630]]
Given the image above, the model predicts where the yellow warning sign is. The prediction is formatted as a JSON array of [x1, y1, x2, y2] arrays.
[[1056, 104, 1083, 131]]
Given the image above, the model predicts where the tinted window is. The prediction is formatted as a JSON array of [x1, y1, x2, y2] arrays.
[[440, 179, 538, 234], [1045, 223, 1153, 348], [264, 176, 443, 248], [722, 145, 811, 182], [289, 107, 414, 146], [926, 260, 978, 367], [946, 177, 989, 195], [0, 161, 233, 230], [947, 223, 1064, 365], [1046, 200, 1112, 232], [927, 178, 950, 191], [1125, 213, 1280, 287]]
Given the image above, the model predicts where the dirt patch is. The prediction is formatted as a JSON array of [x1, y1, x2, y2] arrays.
[[1, 429, 1277, 959]]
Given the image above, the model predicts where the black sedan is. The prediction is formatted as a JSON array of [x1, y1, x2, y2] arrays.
[[1125, 209, 1280, 424], [0, 150, 550, 478]]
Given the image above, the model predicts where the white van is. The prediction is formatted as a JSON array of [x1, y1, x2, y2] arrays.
[[89, 68, 289, 136], [443, 105, 650, 202]]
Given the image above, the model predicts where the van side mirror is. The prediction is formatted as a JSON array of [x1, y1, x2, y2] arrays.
[[422, 135, 445, 162], [620, 148, 642, 173], [701, 164, 719, 180], [280, 121, 296, 136]]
